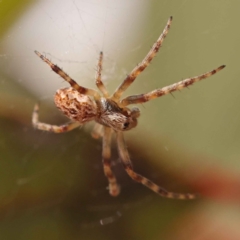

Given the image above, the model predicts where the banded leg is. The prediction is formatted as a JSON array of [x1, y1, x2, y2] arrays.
[[34, 51, 100, 99], [116, 132, 196, 199], [112, 16, 173, 100], [102, 127, 120, 196], [32, 104, 81, 133], [95, 52, 109, 97], [121, 65, 225, 106]]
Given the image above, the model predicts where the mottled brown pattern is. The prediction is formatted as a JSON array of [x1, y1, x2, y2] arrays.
[[33, 17, 225, 199], [54, 88, 97, 123]]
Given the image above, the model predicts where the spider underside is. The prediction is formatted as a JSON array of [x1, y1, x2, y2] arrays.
[[32, 16, 225, 199]]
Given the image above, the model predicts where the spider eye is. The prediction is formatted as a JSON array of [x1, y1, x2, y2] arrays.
[[123, 122, 130, 129]]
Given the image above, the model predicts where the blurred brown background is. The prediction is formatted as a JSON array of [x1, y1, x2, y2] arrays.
[[0, 1, 239, 240]]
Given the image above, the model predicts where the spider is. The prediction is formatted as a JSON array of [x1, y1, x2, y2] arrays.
[[32, 16, 225, 199]]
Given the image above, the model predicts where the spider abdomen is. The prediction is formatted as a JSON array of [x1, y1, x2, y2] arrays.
[[54, 87, 97, 123]]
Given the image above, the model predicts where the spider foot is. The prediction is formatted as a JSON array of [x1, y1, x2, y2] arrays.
[[109, 184, 121, 197]]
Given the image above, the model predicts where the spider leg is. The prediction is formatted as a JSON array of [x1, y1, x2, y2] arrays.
[[34, 51, 100, 100], [116, 132, 196, 199], [32, 103, 81, 133], [102, 127, 120, 196], [112, 16, 173, 100], [121, 65, 225, 106], [91, 123, 104, 139], [95, 52, 109, 97]]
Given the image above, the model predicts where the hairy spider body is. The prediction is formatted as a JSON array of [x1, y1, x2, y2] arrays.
[[55, 87, 97, 123], [55, 87, 139, 131], [33, 16, 225, 199], [95, 98, 139, 131]]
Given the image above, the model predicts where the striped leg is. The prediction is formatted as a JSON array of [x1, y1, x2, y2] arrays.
[[121, 65, 225, 106], [32, 104, 81, 133], [112, 16, 173, 100], [34, 51, 100, 99], [102, 127, 120, 196], [95, 52, 109, 97], [116, 132, 196, 199]]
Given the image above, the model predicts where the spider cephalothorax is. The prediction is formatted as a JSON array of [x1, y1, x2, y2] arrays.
[[95, 98, 140, 131], [33, 16, 225, 199]]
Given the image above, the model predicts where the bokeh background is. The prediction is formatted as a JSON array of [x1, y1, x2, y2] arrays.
[[0, 0, 239, 239]]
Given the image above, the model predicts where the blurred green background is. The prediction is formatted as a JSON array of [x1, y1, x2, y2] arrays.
[[0, 1, 239, 240]]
